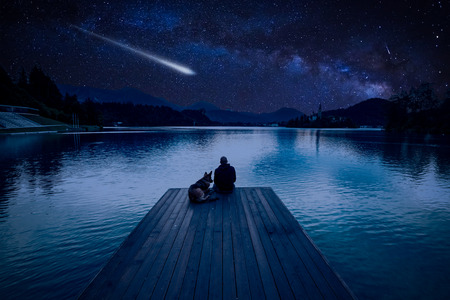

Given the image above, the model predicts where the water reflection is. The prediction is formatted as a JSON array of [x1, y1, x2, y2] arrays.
[[0, 166, 15, 221], [286, 129, 450, 184], [73, 133, 80, 151], [0, 128, 449, 299], [0, 135, 68, 199]]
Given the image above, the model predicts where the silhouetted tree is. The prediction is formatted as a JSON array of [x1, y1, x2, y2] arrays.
[[81, 98, 102, 126], [0, 66, 41, 109], [28, 66, 63, 110], [386, 83, 449, 133], [63, 93, 82, 115], [17, 67, 28, 90]]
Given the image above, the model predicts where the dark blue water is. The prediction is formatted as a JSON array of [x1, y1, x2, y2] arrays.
[[1, 128, 449, 299]]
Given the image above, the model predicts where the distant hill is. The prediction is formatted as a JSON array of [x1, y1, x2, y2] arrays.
[[323, 98, 391, 127], [56, 84, 392, 126], [186, 101, 220, 111], [57, 84, 305, 124], [205, 107, 304, 124], [205, 110, 260, 124], [57, 84, 181, 110], [261, 107, 306, 123]]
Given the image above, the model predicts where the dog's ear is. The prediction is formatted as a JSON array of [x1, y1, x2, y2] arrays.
[[209, 171, 212, 176], [204, 172, 207, 176]]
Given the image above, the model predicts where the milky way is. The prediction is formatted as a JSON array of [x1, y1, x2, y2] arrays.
[[1, 0, 448, 113]]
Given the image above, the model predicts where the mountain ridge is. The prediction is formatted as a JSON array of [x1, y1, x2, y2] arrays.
[[57, 84, 180, 110], [57, 84, 392, 125], [57, 84, 306, 123], [323, 98, 391, 126]]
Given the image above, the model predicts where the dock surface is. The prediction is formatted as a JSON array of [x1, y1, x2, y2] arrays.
[[79, 187, 354, 299]]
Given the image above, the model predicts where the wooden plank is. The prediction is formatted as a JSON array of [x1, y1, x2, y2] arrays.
[[114, 188, 185, 298], [256, 188, 336, 299], [178, 202, 212, 299], [221, 193, 237, 300], [79, 188, 178, 300], [244, 188, 294, 299], [234, 189, 266, 299], [193, 200, 216, 300], [261, 187, 355, 299], [209, 195, 223, 299], [239, 189, 280, 299], [79, 187, 355, 300], [165, 202, 208, 299], [135, 189, 193, 299], [151, 203, 199, 299], [228, 189, 251, 299], [121, 188, 189, 299], [251, 188, 320, 298]]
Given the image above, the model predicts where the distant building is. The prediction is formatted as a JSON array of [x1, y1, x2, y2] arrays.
[[309, 103, 322, 121]]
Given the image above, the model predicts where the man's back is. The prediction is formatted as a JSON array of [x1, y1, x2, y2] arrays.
[[214, 163, 236, 192]]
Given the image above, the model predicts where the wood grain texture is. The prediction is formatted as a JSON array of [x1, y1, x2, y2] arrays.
[[79, 187, 355, 300]]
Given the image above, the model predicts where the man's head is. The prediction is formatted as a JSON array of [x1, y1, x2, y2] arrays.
[[220, 156, 228, 164]]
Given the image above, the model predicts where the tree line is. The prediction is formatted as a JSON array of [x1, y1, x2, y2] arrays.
[[2, 65, 449, 133], [286, 115, 356, 128], [0, 66, 215, 127], [385, 83, 450, 134], [286, 83, 450, 134]]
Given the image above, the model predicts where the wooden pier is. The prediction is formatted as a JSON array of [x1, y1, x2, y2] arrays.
[[79, 187, 355, 299]]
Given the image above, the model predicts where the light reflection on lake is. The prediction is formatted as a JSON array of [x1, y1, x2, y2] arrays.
[[0, 127, 449, 299]]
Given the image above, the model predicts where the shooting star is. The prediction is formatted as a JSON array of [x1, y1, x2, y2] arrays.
[[71, 25, 196, 75], [385, 43, 391, 55]]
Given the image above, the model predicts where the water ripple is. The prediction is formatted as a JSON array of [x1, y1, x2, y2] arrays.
[[1, 128, 449, 299]]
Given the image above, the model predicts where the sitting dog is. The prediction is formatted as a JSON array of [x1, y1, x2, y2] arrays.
[[188, 171, 214, 202]]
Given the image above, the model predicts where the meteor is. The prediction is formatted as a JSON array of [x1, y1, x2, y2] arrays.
[[385, 43, 391, 55], [71, 25, 196, 75]]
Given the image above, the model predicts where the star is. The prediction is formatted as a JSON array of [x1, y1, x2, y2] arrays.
[[0, 0, 448, 114]]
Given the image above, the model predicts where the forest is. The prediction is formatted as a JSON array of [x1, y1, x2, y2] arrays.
[[2, 65, 449, 133], [286, 83, 450, 134], [0, 66, 215, 127], [385, 83, 450, 134]]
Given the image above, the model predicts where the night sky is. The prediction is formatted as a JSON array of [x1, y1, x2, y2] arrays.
[[1, 1, 448, 114]]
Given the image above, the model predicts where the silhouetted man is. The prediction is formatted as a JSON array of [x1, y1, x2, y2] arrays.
[[213, 156, 236, 193]]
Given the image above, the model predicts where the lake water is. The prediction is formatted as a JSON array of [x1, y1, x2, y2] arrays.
[[0, 127, 449, 299]]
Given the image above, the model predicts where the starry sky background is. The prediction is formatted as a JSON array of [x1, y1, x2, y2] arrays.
[[1, 0, 448, 114]]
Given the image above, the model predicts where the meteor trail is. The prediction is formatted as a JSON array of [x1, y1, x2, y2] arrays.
[[385, 43, 391, 55], [71, 25, 196, 75]]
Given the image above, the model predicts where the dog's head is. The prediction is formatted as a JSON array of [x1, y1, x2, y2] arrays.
[[203, 171, 213, 183]]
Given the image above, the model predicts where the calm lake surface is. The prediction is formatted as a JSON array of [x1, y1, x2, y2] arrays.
[[0, 127, 449, 299]]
